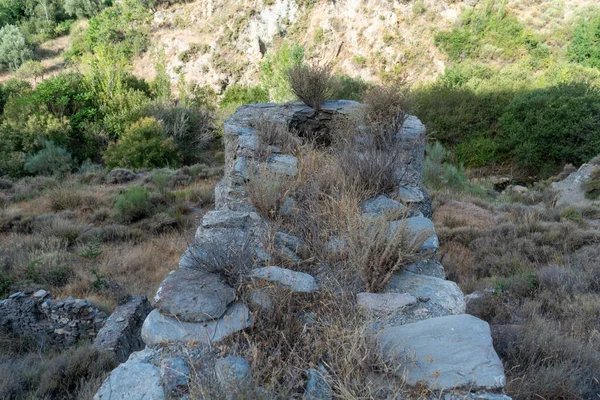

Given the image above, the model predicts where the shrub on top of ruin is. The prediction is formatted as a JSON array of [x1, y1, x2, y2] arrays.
[[287, 64, 335, 111], [361, 79, 411, 144]]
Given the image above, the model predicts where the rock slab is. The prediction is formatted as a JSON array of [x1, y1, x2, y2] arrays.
[[141, 303, 253, 346], [357, 292, 417, 314], [249, 266, 318, 293], [376, 314, 506, 391], [94, 360, 165, 400], [155, 269, 235, 322]]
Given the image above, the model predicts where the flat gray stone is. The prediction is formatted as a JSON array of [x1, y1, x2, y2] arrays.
[[141, 303, 253, 346], [94, 360, 165, 400], [357, 292, 417, 314], [389, 216, 438, 254], [160, 357, 190, 396], [385, 270, 465, 317], [233, 156, 248, 179], [200, 209, 261, 230], [267, 154, 298, 176], [215, 355, 251, 394], [404, 258, 446, 279], [249, 266, 318, 293], [398, 185, 425, 203], [304, 365, 332, 400], [376, 314, 506, 391], [361, 195, 406, 218], [155, 269, 235, 322]]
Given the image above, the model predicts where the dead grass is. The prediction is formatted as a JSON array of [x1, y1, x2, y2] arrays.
[[287, 64, 335, 111]]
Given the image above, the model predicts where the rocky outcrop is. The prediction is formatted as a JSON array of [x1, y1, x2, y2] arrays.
[[92, 296, 153, 362], [0, 290, 107, 347], [552, 162, 600, 205]]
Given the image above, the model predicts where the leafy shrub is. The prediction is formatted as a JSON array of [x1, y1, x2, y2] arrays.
[[260, 42, 304, 102], [330, 74, 371, 101], [114, 186, 152, 223], [25, 141, 73, 176], [568, 13, 600, 69], [103, 117, 179, 169], [287, 64, 334, 110], [0, 25, 33, 71], [559, 208, 583, 223], [498, 83, 600, 176], [64, 0, 104, 19], [581, 166, 600, 199], [219, 84, 269, 112]]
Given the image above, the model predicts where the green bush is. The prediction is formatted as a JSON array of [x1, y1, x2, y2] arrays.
[[260, 42, 304, 102], [219, 84, 269, 111], [0, 25, 33, 71], [64, 0, 104, 19], [103, 117, 179, 169], [560, 208, 583, 223], [114, 185, 152, 222], [330, 74, 371, 101], [582, 167, 600, 199], [498, 83, 600, 176], [568, 13, 600, 69], [25, 141, 73, 176]]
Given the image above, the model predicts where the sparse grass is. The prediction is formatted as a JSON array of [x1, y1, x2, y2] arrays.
[[582, 166, 600, 200], [246, 167, 294, 220]]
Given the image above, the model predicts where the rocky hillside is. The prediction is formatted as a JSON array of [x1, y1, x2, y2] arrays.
[[132, 0, 599, 91]]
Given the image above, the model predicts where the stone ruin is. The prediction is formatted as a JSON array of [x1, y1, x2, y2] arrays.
[[0, 289, 152, 362], [94, 101, 509, 399], [0, 289, 107, 347]]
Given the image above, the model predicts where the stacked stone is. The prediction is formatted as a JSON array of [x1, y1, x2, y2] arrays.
[[96, 101, 509, 399], [0, 290, 107, 347]]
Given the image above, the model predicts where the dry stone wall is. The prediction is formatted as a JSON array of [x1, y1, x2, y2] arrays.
[[0, 290, 107, 347], [95, 101, 509, 399]]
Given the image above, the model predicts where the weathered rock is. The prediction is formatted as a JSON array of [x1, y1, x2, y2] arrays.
[[215, 355, 251, 394], [94, 360, 165, 400], [465, 291, 486, 316], [92, 296, 153, 362], [376, 314, 506, 391], [200, 208, 262, 230], [155, 269, 235, 323], [385, 270, 465, 317], [397, 185, 425, 203], [389, 216, 439, 254], [107, 168, 137, 184], [160, 357, 190, 396], [357, 292, 417, 314], [552, 162, 599, 206], [141, 303, 253, 346], [403, 258, 446, 279], [249, 266, 319, 293], [267, 154, 298, 176], [361, 195, 406, 218], [304, 365, 332, 400], [275, 231, 304, 251]]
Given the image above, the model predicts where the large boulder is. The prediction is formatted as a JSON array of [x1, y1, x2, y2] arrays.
[[552, 162, 599, 206], [141, 303, 253, 346], [376, 314, 506, 391], [154, 269, 235, 322], [94, 359, 165, 400], [389, 216, 439, 254]]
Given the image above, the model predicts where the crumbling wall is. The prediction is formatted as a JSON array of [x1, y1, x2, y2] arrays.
[[0, 290, 107, 347]]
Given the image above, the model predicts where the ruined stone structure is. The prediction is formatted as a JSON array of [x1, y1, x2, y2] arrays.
[[95, 101, 509, 399], [0, 290, 107, 347]]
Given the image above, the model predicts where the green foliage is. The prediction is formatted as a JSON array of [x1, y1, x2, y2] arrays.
[[330, 74, 371, 101], [582, 167, 600, 199], [260, 42, 304, 102], [0, 272, 12, 298], [114, 185, 152, 222], [86, 3, 151, 58], [25, 141, 73, 176], [498, 83, 600, 176], [219, 84, 269, 111], [64, 0, 104, 19], [560, 208, 583, 223], [0, 25, 33, 71], [15, 60, 43, 82], [435, 0, 541, 62], [103, 117, 179, 169], [80, 235, 103, 259], [569, 13, 600, 69]]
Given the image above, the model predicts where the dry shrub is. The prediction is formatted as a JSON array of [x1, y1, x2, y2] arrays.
[[246, 168, 294, 220], [499, 318, 600, 399], [222, 286, 405, 399], [38, 216, 88, 246], [347, 216, 429, 292], [253, 119, 300, 161], [287, 64, 334, 110], [361, 79, 410, 141], [49, 187, 83, 211]]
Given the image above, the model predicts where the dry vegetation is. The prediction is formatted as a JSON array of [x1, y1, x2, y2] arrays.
[[430, 186, 600, 399]]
